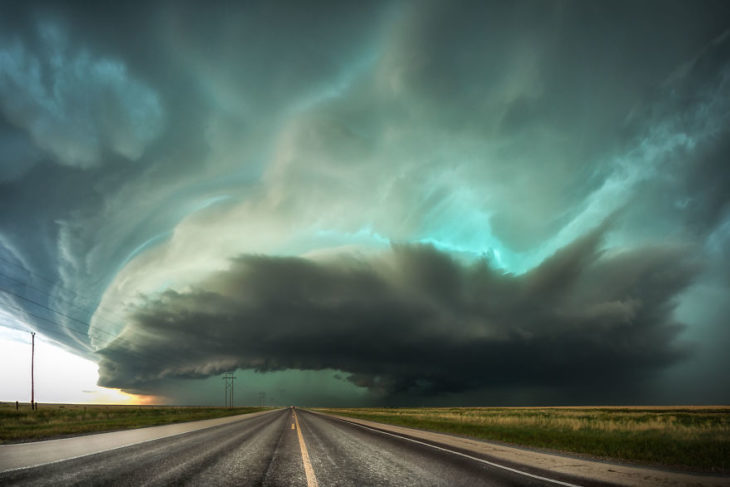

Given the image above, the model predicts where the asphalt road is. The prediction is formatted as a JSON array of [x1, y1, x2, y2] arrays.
[[0, 408, 589, 486]]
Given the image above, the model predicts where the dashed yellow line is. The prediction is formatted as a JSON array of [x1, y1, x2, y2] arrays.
[[292, 423, 295, 430], [293, 409, 318, 487]]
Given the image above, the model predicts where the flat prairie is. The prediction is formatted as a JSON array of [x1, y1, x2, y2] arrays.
[[315, 406, 730, 473], [0, 402, 267, 444]]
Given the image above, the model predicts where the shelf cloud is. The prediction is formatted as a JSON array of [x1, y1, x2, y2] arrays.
[[1, 1, 729, 405], [98, 223, 699, 399]]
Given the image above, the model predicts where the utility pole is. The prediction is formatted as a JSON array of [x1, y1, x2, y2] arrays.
[[222, 374, 236, 408], [30, 332, 35, 411]]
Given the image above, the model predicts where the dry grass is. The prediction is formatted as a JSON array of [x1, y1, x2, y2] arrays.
[[316, 406, 730, 473], [0, 402, 267, 444]]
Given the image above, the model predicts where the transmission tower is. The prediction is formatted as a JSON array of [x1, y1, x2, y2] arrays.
[[222, 373, 236, 408]]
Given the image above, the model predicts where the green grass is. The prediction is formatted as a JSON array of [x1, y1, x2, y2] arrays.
[[315, 406, 730, 473], [0, 402, 268, 444]]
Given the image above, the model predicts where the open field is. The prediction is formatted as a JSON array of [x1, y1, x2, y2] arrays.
[[0, 402, 268, 444], [315, 406, 730, 473]]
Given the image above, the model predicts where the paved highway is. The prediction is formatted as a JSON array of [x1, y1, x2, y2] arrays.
[[0, 408, 591, 486]]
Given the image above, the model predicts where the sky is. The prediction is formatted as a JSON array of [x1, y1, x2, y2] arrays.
[[0, 0, 729, 407]]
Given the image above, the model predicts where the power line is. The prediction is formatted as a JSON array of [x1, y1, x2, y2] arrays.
[[0, 285, 114, 340], [0, 291, 202, 378], [0, 263, 132, 335], [222, 373, 236, 408], [0, 254, 110, 290], [0, 261, 204, 366], [0, 267, 194, 365], [0, 257, 157, 360], [0, 285, 135, 353], [2, 298, 241, 405], [1, 300, 97, 350], [0, 260, 243, 395]]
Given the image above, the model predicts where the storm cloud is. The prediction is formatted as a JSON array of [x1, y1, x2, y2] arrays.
[[98, 224, 698, 398], [0, 19, 164, 169], [1, 1, 729, 405]]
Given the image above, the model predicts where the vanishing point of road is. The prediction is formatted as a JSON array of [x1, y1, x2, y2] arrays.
[[0, 408, 595, 486]]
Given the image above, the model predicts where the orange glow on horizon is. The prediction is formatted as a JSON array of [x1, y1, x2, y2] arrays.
[[79, 388, 161, 405]]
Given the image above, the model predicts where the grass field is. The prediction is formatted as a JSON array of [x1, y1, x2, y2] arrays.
[[315, 406, 730, 473], [0, 402, 268, 444]]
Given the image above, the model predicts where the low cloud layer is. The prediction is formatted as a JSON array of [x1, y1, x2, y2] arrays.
[[98, 225, 698, 398]]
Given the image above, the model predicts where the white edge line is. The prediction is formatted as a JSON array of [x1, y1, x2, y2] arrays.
[[326, 414, 583, 487], [0, 409, 281, 475]]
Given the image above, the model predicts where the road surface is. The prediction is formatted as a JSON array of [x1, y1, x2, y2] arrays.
[[0, 408, 595, 486]]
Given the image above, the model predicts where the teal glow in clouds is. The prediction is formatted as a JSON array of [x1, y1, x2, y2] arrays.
[[1, 1, 729, 406]]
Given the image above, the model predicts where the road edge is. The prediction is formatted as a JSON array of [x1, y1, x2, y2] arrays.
[[0, 408, 282, 473], [309, 411, 730, 487]]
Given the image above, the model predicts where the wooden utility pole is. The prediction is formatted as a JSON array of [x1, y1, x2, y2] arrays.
[[30, 332, 35, 410]]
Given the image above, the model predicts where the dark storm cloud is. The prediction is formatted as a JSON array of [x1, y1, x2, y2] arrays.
[[369, 0, 730, 251], [0, 0, 388, 349], [0, 0, 390, 294], [1, 0, 728, 405], [97, 224, 699, 397], [0, 18, 165, 168], [615, 28, 730, 280]]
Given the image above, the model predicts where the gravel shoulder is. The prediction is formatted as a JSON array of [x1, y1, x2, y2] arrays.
[[314, 411, 730, 487]]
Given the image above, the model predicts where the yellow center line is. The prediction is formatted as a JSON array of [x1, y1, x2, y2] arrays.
[[292, 423, 295, 430], [293, 409, 318, 487]]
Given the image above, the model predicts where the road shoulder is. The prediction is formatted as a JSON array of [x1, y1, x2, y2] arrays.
[[312, 411, 730, 487], [0, 408, 279, 473]]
